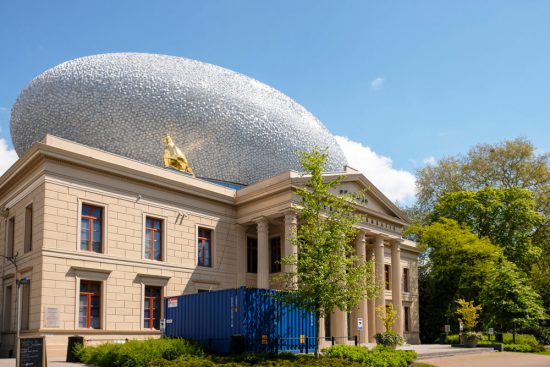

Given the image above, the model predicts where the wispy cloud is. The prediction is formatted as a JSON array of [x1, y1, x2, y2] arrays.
[[335, 136, 416, 204], [370, 77, 385, 91], [422, 156, 436, 165], [0, 139, 18, 176]]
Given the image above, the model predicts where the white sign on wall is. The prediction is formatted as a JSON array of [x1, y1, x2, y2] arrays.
[[44, 307, 60, 328], [167, 297, 178, 308]]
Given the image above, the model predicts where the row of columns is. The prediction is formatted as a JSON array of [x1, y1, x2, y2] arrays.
[[237, 215, 403, 343]]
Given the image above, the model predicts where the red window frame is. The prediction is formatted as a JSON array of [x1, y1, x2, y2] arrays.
[[145, 217, 163, 261], [79, 280, 101, 329], [81, 204, 103, 252], [197, 228, 212, 267], [144, 286, 161, 329]]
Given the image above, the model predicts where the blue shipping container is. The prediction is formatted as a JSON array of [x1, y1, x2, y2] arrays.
[[164, 287, 316, 354]]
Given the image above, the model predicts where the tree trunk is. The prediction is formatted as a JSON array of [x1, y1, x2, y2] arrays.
[[315, 310, 320, 358]]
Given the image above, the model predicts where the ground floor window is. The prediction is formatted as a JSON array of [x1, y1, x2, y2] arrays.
[[144, 286, 161, 329], [324, 313, 331, 340], [404, 306, 410, 332], [79, 281, 101, 328]]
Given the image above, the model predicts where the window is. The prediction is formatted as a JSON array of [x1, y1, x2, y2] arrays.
[[79, 281, 101, 328], [197, 289, 210, 293], [384, 264, 391, 290], [21, 282, 30, 330], [247, 237, 257, 273], [324, 313, 331, 340], [403, 268, 410, 293], [270, 237, 281, 273], [81, 205, 103, 253], [145, 217, 163, 261], [197, 228, 212, 267], [144, 286, 161, 330], [404, 306, 410, 332], [24, 205, 33, 253], [3, 286, 12, 331], [7, 217, 14, 258]]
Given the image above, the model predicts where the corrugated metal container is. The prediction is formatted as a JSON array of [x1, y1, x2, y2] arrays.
[[164, 287, 316, 354]]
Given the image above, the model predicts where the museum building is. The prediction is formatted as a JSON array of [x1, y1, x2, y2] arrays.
[[0, 53, 420, 357]]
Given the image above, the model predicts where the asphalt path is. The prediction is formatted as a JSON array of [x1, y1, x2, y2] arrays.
[[420, 351, 550, 367]]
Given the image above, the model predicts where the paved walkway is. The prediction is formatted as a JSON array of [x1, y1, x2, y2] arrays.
[[399, 344, 497, 359], [420, 351, 550, 367]]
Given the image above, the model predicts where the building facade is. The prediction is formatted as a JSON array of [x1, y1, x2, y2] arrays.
[[0, 136, 420, 358]]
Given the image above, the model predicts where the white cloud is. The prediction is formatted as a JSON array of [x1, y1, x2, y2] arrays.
[[335, 136, 416, 204], [422, 156, 436, 165], [370, 77, 385, 91], [0, 139, 18, 176]]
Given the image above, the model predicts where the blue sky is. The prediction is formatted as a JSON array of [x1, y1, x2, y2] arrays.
[[1, 1, 549, 203]]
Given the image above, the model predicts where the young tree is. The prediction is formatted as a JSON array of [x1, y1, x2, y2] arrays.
[[455, 299, 482, 331], [279, 148, 379, 357]]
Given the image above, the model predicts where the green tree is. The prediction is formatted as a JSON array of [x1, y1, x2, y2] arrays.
[[455, 299, 482, 331], [409, 218, 501, 342], [416, 138, 550, 215], [480, 258, 547, 331], [279, 148, 379, 357], [432, 187, 545, 272]]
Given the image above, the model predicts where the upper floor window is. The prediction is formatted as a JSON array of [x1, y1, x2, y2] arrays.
[[403, 268, 410, 293], [79, 281, 101, 329], [270, 237, 281, 273], [145, 217, 163, 261], [6, 217, 15, 258], [24, 204, 33, 253], [81, 204, 103, 253], [247, 237, 257, 273], [384, 264, 391, 290], [197, 228, 212, 267]]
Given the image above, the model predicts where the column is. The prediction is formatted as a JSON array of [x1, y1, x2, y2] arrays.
[[283, 211, 298, 279], [391, 241, 403, 336], [332, 309, 348, 344], [235, 224, 247, 287], [353, 231, 367, 344], [374, 236, 386, 335], [256, 218, 270, 289], [366, 245, 376, 342]]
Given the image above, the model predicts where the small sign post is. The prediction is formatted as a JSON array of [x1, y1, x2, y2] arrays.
[[357, 318, 363, 330], [459, 321, 463, 332], [444, 324, 450, 334], [488, 327, 494, 342], [19, 337, 46, 367]]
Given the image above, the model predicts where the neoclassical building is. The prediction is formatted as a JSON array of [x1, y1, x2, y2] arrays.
[[1, 53, 420, 357]]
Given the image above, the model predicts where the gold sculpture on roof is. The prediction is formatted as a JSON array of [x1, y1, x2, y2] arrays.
[[163, 135, 194, 176]]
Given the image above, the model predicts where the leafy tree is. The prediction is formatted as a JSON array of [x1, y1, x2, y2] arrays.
[[376, 304, 397, 332], [409, 218, 501, 342], [455, 299, 482, 331], [432, 187, 545, 272], [416, 138, 550, 215], [480, 258, 547, 331], [279, 148, 379, 357]]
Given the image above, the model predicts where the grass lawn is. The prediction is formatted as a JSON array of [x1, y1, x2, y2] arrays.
[[536, 350, 550, 355]]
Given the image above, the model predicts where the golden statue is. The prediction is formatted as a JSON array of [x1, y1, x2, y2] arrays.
[[163, 135, 194, 176]]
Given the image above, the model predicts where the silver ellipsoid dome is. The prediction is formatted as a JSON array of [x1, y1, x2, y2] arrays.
[[10, 53, 347, 185]]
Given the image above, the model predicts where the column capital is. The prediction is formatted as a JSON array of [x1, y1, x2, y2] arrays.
[[284, 210, 298, 224], [391, 240, 402, 252], [355, 230, 367, 243], [256, 217, 269, 233]]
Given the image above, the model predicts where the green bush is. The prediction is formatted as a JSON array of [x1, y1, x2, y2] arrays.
[[502, 333, 539, 347], [374, 331, 405, 347], [442, 334, 460, 344], [322, 345, 417, 367], [74, 338, 204, 367]]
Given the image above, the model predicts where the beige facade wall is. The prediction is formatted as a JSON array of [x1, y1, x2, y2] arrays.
[[0, 138, 421, 358]]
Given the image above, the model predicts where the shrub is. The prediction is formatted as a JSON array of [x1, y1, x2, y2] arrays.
[[442, 334, 460, 344], [502, 333, 539, 347], [323, 345, 417, 367], [374, 331, 405, 347], [74, 338, 204, 367]]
